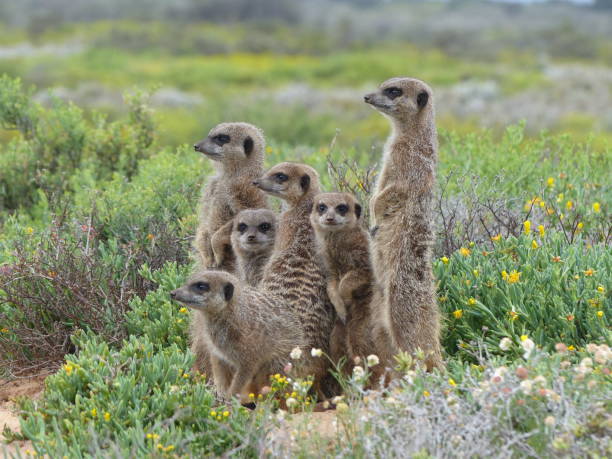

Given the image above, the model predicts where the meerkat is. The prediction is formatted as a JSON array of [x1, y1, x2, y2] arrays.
[[364, 77, 444, 371], [254, 163, 336, 393], [191, 122, 269, 379], [193, 122, 268, 271], [310, 192, 389, 378], [171, 270, 306, 401]]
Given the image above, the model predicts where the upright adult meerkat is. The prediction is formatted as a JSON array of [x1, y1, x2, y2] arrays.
[[171, 270, 305, 401], [212, 209, 277, 286], [191, 122, 268, 379], [364, 77, 443, 370], [255, 163, 336, 391], [193, 122, 268, 271], [310, 192, 382, 369]]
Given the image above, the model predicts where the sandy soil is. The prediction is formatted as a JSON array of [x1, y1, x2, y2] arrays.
[[0, 376, 46, 457]]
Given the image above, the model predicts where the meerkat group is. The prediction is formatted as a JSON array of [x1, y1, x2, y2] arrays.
[[171, 76, 444, 401]]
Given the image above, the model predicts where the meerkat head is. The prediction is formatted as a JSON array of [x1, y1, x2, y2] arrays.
[[310, 192, 362, 232], [193, 122, 265, 169], [231, 209, 277, 254], [170, 270, 237, 315], [253, 162, 320, 206], [364, 77, 433, 122]]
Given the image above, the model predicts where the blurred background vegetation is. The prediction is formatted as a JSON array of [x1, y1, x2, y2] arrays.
[[1, 0, 611, 149]]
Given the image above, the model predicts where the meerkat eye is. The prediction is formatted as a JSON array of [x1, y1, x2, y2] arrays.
[[193, 282, 210, 292], [383, 87, 403, 99], [212, 134, 231, 146], [258, 222, 271, 232], [317, 204, 327, 214], [237, 223, 248, 233], [274, 173, 288, 182], [336, 204, 349, 215]]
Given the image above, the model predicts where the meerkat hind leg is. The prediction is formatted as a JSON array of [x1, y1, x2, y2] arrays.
[[327, 279, 347, 323]]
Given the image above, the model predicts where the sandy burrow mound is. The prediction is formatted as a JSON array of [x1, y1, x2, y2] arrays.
[[1, 376, 46, 458]]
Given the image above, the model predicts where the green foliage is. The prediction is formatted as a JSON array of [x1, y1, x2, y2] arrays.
[[17, 331, 258, 457], [0, 77, 156, 212], [125, 263, 191, 349], [437, 233, 611, 360]]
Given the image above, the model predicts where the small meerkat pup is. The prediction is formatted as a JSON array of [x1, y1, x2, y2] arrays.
[[213, 209, 277, 286], [193, 122, 268, 271], [310, 192, 384, 373], [171, 270, 305, 401], [364, 77, 443, 371], [254, 163, 336, 393]]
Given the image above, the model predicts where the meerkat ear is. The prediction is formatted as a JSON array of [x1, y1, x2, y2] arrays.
[[243, 136, 254, 156], [223, 283, 234, 301], [417, 91, 429, 109], [354, 203, 362, 219], [300, 174, 310, 192]]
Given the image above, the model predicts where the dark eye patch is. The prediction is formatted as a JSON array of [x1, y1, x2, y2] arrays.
[[336, 204, 349, 215], [237, 223, 247, 233], [258, 222, 271, 232], [417, 91, 429, 108], [212, 134, 231, 146], [192, 282, 210, 292], [383, 87, 403, 99], [317, 203, 327, 214], [275, 173, 288, 182]]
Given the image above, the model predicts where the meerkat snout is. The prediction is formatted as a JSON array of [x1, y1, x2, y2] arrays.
[[310, 192, 361, 232], [255, 162, 318, 204], [364, 77, 432, 119], [232, 209, 276, 253], [170, 272, 235, 314]]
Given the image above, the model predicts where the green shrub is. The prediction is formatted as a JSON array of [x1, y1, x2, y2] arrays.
[[17, 331, 260, 457], [437, 232, 611, 360]]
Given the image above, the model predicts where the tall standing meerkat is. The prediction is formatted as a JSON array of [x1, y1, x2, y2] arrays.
[[191, 122, 268, 378], [364, 77, 443, 370], [193, 122, 268, 271], [213, 209, 277, 286], [310, 192, 382, 370], [171, 270, 305, 401], [254, 163, 336, 391]]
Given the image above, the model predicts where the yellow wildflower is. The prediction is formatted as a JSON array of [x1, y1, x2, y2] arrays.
[[25, 227, 34, 235], [183, 373, 190, 379], [223, 411, 230, 417], [583, 269, 594, 277], [165, 446, 175, 452], [538, 225, 545, 236], [448, 378, 457, 387], [577, 222, 583, 230], [441, 256, 449, 264], [597, 286, 605, 293], [179, 307, 188, 314], [423, 390, 431, 397], [0, 328, 8, 333], [104, 412, 111, 422], [557, 193, 564, 202], [596, 311, 604, 318], [91, 408, 97, 418], [546, 207, 555, 216], [592, 202, 601, 213], [459, 247, 471, 257], [532, 240, 538, 249], [467, 298, 476, 306], [566, 201, 573, 210], [491, 234, 502, 242], [567, 345, 575, 351], [210, 410, 217, 417], [520, 335, 528, 342], [64, 364, 73, 375], [546, 177, 554, 187], [501, 270, 508, 280], [452, 309, 463, 319], [266, 146, 273, 154], [473, 270, 479, 277], [507, 270, 521, 284], [523, 220, 531, 234], [539, 200, 545, 208], [146, 233, 154, 240], [508, 311, 519, 321]]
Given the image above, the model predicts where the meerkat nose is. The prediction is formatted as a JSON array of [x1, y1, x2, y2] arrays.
[[364, 95, 371, 102], [247, 235, 256, 241], [193, 144, 199, 151], [252, 181, 259, 186]]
